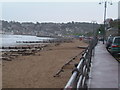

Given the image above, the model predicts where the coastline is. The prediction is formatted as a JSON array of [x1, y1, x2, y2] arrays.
[[1, 34, 53, 48], [2, 39, 88, 88]]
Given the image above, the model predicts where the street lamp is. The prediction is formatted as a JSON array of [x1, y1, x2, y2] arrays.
[[91, 21, 97, 37], [99, 0, 113, 44]]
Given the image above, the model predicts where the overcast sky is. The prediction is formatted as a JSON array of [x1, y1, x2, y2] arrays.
[[1, 0, 119, 24]]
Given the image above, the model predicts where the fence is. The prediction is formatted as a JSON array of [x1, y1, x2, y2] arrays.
[[64, 37, 98, 89]]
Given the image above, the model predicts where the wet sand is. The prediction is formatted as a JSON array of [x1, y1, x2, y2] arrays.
[[2, 39, 88, 88]]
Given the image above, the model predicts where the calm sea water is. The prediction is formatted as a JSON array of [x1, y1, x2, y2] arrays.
[[0, 34, 52, 47]]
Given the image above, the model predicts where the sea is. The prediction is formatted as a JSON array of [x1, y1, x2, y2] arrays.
[[0, 34, 53, 47]]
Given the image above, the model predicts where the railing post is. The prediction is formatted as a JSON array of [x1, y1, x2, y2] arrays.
[[64, 37, 98, 89]]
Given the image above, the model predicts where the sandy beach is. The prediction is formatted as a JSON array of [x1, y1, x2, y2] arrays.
[[2, 39, 88, 88]]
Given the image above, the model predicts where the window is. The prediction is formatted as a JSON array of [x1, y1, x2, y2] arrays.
[[114, 38, 120, 43]]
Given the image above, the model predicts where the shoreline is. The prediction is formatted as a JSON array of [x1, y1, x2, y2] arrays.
[[1, 34, 56, 48], [1, 38, 73, 61], [2, 39, 88, 88], [1, 37, 73, 50]]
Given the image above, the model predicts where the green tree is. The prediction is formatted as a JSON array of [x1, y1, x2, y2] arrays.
[[110, 19, 120, 36]]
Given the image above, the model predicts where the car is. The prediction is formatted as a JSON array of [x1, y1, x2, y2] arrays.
[[106, 36, 114, 49], [109, 36, 120, 55]]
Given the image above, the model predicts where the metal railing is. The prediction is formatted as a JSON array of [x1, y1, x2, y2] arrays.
[[64, 37, 98, 89], [53, 50, 85, 77]]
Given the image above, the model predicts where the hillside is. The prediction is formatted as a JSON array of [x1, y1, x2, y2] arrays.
[[1, 20, 100, 37]]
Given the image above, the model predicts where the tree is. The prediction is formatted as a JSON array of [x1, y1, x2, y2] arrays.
[[110, 19, 120, 36]]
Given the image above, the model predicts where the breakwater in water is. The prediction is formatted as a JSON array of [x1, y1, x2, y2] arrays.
[[1, 37, 73, 50], [1, 38, 73, 61], [0, 34, 53, 47]]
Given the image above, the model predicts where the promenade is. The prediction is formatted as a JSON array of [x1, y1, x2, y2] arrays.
[[88, 41, 119, 89]]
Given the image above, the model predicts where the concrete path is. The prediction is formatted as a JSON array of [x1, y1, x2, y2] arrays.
[[88, 41, 119, 89]]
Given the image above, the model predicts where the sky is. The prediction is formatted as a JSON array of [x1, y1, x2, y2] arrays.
[[0, 0, 119, 24]]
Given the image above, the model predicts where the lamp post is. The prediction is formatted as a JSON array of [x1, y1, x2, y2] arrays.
[[99, 0, 112, 44], [91, 21, 97, 37]]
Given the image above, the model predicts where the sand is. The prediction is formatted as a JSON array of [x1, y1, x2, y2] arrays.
[[2, 39, 88, 88]]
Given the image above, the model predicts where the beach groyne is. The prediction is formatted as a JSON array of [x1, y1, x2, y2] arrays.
[[1, 38, 73, 49], [1, 38, 73, 61], [16, 38, 73, 43], [2, 39, 88, 88]]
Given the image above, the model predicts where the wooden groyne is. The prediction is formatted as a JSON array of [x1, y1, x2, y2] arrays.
[[1, 44, 48, 61], [1, 46, 45, 49], [16, 38, 73, 44], [1, 38, 73, 61], [1, 38, 73, 50]]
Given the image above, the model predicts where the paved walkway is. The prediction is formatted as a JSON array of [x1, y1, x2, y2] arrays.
[[88, 41, 119, 88]]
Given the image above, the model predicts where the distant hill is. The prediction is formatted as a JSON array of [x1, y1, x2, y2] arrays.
[[1, 20, 100, 37]]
